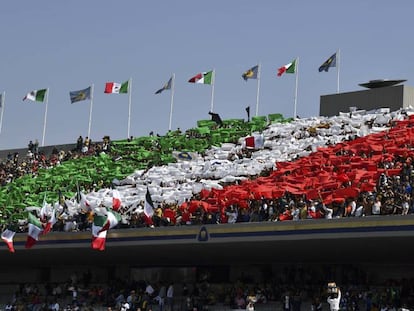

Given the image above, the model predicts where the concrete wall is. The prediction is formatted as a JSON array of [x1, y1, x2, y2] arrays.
[[319, 85, 414, 117]]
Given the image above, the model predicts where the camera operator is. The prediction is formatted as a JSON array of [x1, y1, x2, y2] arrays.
[[327, 283, 341, 311]]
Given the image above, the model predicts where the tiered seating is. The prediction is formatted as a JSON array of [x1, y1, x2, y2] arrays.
[[0, 114, 292, 224]]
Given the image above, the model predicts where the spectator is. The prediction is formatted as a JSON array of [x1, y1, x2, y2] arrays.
[[155, 284, 166, 311], [166, 283, 174, 311], [226, 205, 238, 224], [120, 301, 130, 311], [282, 291, 291, 311], [28, 140, 34, 153], [50, 299, 60, 311], [76, 136, 83, 152], [246, 300, 255, 311], [327, 287, 341, 311], [372, 196, 382, 215]]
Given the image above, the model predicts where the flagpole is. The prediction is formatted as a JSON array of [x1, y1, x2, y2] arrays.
[[88, 84, 94, 139], [168, 74, 175, 131], [337, 49, 340, 93], [255, 63, 261, 117], [127, 78, 132, 138], [42, 88, 49, 147], [293, 57, 299, 118], [210, 69, 215, 112], [0, 91, 5, 135]]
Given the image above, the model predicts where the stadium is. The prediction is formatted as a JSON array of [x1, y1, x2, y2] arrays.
[[1, 79, 414, 311]]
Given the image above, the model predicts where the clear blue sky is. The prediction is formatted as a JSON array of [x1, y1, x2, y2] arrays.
[[0, 0, 413, 150]]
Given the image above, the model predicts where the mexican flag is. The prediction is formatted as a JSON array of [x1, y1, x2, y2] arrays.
[[26, 213, 43, 249], [100, 209, 121, 233], [112, 189, 122, 211], [42, 207, 57, 235], [23, 89, 47, 102], [104, 81, 129, 94], [188, 71, 213, 84], [92, 215, 107, 251], [1, 229, 16, 253], [277, 59, 296, 76]]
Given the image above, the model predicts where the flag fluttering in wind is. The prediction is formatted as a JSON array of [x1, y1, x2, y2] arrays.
[[155, 77, 173, 94], [277, 60, 296, 76], [23, 89, 47, 102], [104, 81, 129, 94], [1, 229, 16, 253], [91, 214, 107, 251], [42, 206, 57, 235], [70, 86, 92, 103], [319, 53, 337, 72], [277, 57, 300, 117], [144, 188, 155, 217], [26, 213, 43, 249], [100, 209, 121, 233], [188, 71, 213, 84], [242, 65, 259, 81]]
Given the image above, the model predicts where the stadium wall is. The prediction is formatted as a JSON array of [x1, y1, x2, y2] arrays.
[[2, 216, 414, 274], [319, 85, 414, 116]]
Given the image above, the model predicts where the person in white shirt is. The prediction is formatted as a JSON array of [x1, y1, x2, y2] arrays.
[[166, 283, 174, 311], [349, 199, 357, 216], [226, 205, 238, 224], [246, 300, 255, 311], [145, 283, 155, 296], [291, 206, 300, 221], [321, 203, 333, 219], [327, 288, 341, 311], [401, 194, 410, 215], [354, 203, 364, 217], [372, 197, 382, 215], [50, 301, 60, 311], [120, 302, 130, 311], [282, 292, 290, 311]]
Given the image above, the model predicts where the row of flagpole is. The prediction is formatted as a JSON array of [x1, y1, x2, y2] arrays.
[[0, 91, 5, 136], [88, 84, 94, 141], [0, 50, 340, 147], [245, 50, 339, 118]]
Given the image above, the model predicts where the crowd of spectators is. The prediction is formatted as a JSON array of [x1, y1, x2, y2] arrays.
[[4, 136, 414, 234], [0, 136, 111, 188], [2, 112, 414, 235], [51, 154, 414, 233], [3, 265, 414, 311]]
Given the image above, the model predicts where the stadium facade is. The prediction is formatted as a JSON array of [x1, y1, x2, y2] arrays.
[[1, 216, 414, 285], [320, 82, 414, 116]]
